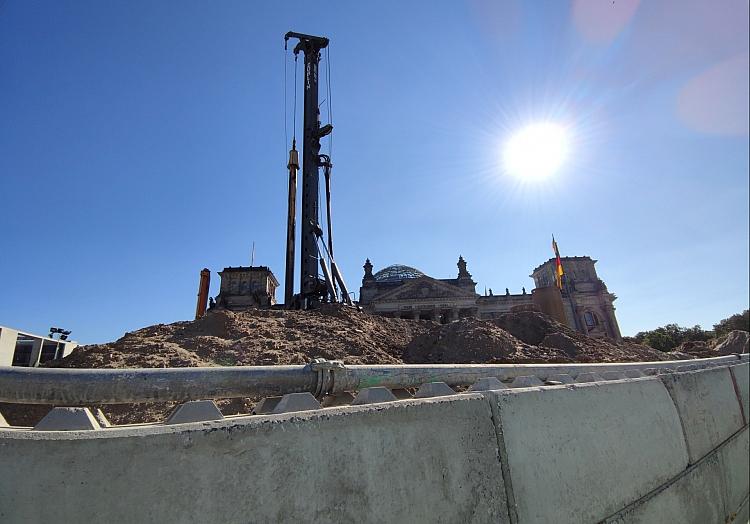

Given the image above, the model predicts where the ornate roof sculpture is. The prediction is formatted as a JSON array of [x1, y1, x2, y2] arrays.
[[373, 264, 425, 282]]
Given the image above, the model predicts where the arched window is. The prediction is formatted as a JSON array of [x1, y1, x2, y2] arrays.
[[584, 311, 600, 328]]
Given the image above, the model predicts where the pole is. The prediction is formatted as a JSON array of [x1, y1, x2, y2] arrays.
[[284, 141, 299, 305]]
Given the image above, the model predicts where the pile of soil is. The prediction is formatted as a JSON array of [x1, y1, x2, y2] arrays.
[[55, 305, 427, 369], [675, 330, 749, 358], [404, 311, 670, 364], [0, 306, 688, 426], [490, 311, 673, 363]]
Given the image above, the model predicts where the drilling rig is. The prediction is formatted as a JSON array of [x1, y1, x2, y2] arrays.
[[284, 32, 351, 309]]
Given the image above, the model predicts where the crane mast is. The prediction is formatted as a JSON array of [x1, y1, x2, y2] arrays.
[[284, 32, 337, 308]]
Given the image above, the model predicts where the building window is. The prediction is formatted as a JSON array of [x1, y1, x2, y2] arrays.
[[39, 343, 58, 363], [584, 311, 600, 328], [12, 344, 32, 366]]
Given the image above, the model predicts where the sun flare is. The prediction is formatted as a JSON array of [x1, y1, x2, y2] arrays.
[[503, 122, 570, 180]]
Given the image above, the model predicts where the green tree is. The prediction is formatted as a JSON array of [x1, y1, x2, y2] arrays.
[[633, 323, 709, 352]]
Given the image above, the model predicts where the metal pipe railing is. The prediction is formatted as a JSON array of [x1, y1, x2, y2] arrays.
[[0, 354, 745, 405], [333, 355, 747, 393], [0, 366, 317, 404]]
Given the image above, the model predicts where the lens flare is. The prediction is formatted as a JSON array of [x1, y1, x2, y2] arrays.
[[503, 123, 570, 180]]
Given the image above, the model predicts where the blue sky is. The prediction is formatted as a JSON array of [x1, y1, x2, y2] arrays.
[[1, 0, 748, 344]]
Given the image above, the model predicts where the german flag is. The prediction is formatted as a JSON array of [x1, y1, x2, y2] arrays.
[[552, 235, 564, 289]]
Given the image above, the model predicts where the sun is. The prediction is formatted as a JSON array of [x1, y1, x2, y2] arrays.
[[503, 122, 570, 180]]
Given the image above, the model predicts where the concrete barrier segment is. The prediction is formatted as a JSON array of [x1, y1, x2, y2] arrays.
[[603, 451, 727, 524], [271, 392, 322, 414], [574, 372, 604, 383], [391, 388, 413, 399], [623, 369, 644, 378], [728, 363, 748, 424], [252, 396, 282, 414], [641, 367, 676, 376], [33, 407, 101, 431], [351, 387, 397, 405], [660, 367, 744, 464], [605, 426, 749, 524], [321, 391, 356, 407], [484, 378, 689, 524], [468, 377, 507, 391], [544, 373, 574, 384], [735, 496, 750, 524], [94, 409, 111, 428], [0, 411, 7, 427], [676, 364, 700, 372], [0, 394, 510, 523], [600, 371, 626, 380], [414, 382, 456, 398], [717, 426, 749, 516], [165, 400, 224, 425], [509, 375, 543, 388]]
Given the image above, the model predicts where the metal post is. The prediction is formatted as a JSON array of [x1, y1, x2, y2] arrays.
[[284, 142, 299, 305]]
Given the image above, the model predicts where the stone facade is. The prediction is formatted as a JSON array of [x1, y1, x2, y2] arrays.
[[214, 266, 279, 310], [359, 255, 622, 341], [531, 257, 622, 340]]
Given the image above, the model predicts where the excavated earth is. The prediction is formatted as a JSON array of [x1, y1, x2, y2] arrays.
[[0, 306, 714, 426]]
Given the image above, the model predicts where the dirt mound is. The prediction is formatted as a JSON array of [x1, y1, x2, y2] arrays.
[[490, 311, 666, 362], [714, 330, 749, 355], [55, 305, 429, 370], [404, 318, 572, 363], [0, 306, 683, 426], [674, 340, 714, 358]]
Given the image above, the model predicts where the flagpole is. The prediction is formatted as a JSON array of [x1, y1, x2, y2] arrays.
[[552, 234, 582, 332]]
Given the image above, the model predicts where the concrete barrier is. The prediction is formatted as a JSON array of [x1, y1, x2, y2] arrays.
[[605, 427, 749, 523], [717, 426, 750, 519], [659, 367, 744, 463], [730, 363, 749, 422], [605, 450, 726, 523], [1, 364, 748, 523], [0, 395, 508, 524], [483, 378, 689, 524]]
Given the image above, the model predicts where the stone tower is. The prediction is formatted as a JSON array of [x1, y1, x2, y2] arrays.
[[531, 256, 621, 341]]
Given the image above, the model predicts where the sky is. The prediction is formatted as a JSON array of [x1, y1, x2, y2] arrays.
[[1, 0, 748, 344]]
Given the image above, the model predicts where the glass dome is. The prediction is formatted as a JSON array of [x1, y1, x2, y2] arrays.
[[373, 264, 425, 282]]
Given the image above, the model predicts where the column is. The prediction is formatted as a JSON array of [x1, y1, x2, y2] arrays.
[[29, 338, 44, 367]]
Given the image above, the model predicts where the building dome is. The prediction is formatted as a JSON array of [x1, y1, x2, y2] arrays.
[[373, 264, 425, 282]]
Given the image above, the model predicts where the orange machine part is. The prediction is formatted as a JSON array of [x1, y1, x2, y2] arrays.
[[195, 268, 211, 319]]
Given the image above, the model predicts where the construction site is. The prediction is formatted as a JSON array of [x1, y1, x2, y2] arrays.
[[1, 26, 749, 524]]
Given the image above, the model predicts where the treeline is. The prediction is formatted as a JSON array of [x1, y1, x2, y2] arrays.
[[627, 310, 749, 352]]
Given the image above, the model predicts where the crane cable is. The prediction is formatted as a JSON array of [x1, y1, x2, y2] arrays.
[[293, 53, 298, 144], [326, 45, 333, 158], [323, 47, 336, 298], [284, 43, 288, 152]]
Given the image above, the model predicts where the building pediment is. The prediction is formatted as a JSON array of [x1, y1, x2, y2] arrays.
[[372, 276, 478, 303]]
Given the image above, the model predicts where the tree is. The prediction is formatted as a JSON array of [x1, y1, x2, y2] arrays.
[[633, 323, 709, 352]]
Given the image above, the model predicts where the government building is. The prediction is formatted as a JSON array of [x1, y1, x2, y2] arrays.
[[358, 255, 622, 341]]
